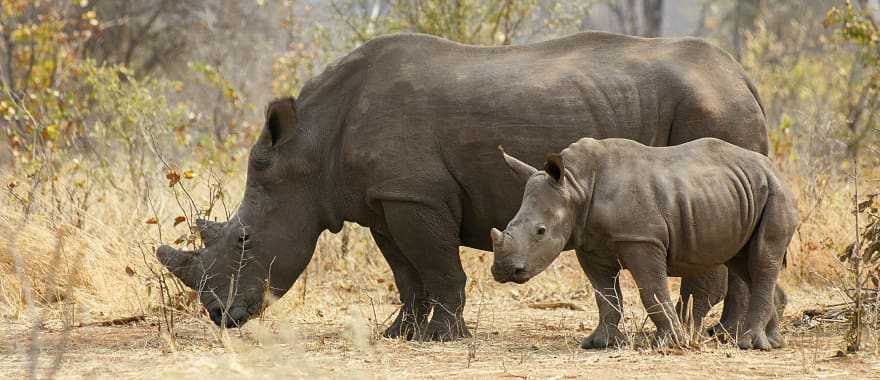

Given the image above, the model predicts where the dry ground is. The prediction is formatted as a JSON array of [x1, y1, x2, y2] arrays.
[[2, 276, 879, 379]]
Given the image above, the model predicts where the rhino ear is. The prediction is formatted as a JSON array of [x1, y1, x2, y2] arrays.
[[544, 153, 564, 182], [499, 146, 537, 184], [196, 218, 225, 247], [262, 97, 297, 147]]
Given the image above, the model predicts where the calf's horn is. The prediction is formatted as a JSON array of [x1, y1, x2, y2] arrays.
[[490, 228, 505, 249]]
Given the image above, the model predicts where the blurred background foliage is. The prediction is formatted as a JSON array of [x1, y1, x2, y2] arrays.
[[0, 0, 878, 272]]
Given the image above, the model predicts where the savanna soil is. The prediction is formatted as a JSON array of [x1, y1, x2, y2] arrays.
[[2, 280, 878, 379]]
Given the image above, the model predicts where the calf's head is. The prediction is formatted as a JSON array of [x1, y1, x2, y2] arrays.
[[491, 149, 579, 284], [156, 97, 326, 327]]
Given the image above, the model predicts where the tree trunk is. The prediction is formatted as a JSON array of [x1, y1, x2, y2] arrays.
[[641, 0, 663, 37]]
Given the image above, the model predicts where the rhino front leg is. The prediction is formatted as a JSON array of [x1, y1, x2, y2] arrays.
[[381, 200, 470, 341], [620, 243, 684, 348], [575, 250, 625, 349], [372, 232, 430, 340]]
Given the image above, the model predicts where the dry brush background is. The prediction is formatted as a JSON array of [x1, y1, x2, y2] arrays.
[[2, 0, 880, 378]]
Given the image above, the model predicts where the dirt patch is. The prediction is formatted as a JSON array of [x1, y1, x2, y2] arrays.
[[3, 290, 879, 379]]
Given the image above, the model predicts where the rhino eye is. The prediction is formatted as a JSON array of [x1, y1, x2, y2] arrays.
[[536, 225, 546, 236]]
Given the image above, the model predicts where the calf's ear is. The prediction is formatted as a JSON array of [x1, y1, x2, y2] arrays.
[[544, 153, 564, 182], [261, 97, 297, 148], [499, 146, 537, 184]]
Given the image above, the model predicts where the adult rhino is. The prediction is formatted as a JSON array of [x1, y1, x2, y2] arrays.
[[157, 32, 771, 341]]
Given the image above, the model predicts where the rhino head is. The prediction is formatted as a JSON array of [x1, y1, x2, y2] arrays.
[[490, 149, 580, 284], [156, 97, 329, 327]]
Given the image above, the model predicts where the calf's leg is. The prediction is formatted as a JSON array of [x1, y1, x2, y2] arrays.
[[736, 195, 793, 350], [576, 250, 625, 349], [619, 242, 684, 347], [707, 272, 787, 348], [766, 286, 787, 348], [678, 266, 727, 333]]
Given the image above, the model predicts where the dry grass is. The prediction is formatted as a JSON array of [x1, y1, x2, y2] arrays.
[[2, 161, 879, 378]]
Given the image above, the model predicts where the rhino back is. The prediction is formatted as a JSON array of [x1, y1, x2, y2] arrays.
[[579, 138, 775, 272], [304, 33, 767, 250]]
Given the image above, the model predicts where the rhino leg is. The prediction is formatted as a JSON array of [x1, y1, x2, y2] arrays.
[[576, 250, 625, 349], [678, 265, 727, 334], [766, 286, 787, 348], [381, 201, 470, 341], [707, 278, 786, 347], [707, 267, 748, 339], [620, 243, 684, 348], [372, 232, 430, 340], [725, 257, 771, 350]]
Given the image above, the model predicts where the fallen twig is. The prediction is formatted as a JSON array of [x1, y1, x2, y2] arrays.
[[528, 302, 583, 311], [78, 315, 146, 327]]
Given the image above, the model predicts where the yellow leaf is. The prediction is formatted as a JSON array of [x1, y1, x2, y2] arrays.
[[183, 170, 195, 179]]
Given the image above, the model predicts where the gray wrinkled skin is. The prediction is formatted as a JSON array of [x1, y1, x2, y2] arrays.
[[492, 138, 798, 350], [156, 32, 770, 339]]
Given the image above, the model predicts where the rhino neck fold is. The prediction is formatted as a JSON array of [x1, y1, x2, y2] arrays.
[[269, 226, 322, 297], [566, 167, 596, 249]]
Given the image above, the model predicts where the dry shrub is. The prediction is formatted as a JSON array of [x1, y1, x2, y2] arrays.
[[0, 164, 244, 324], [0, 200, 151, 323]]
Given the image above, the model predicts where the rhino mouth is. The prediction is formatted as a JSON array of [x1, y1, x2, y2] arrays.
[[207, 305, 252, 328], [491, 263, 532, 284]]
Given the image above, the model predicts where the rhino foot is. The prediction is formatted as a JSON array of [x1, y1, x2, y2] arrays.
[[581, 326, 625, 349], [382, 309, 428, 340], [708, 322, 783, 348], [382, 320, 417, 340], [420, 319, 470, 341], [767, 332, 785, 349], [652, 328, 686, 348], [766, 322, 785, 349], [737, 330, 772, 351], [706, 322, 738, 342]]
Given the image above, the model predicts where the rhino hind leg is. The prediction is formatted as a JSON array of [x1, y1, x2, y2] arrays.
[[704, 275, 787, 347], [766, 285, 788, 348], [678, 265, 727, 334], [372, 232, 431, 340], [707, 267, 749, 340], [380, 200, 470, 342], [575, 250, 625, 349]]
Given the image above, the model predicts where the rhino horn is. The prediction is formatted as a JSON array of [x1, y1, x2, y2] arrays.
[[498, 146, 537, 183], [196, 218, 225, 246], [156, 245, 203, 289], [490, 228, 505, 250]]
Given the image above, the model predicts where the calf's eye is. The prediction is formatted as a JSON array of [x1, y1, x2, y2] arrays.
[[536, 225, 546, 235]]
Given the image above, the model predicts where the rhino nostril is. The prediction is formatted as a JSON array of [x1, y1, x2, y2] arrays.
[[513, 266, 526, 277]]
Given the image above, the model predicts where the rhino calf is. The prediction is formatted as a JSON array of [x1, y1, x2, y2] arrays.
[[491, 137, 798, 350]]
